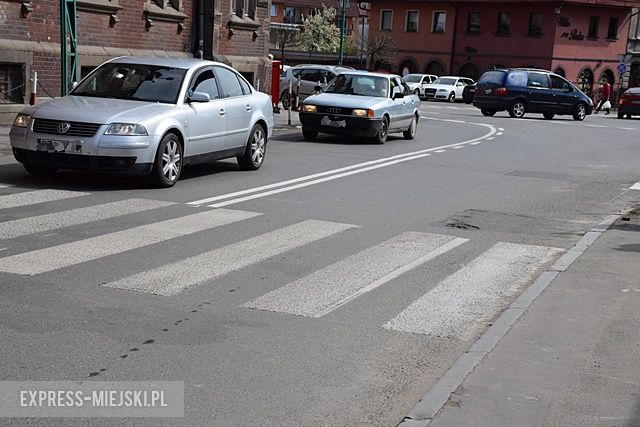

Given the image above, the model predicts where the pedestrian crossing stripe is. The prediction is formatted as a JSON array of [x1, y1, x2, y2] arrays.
[[0, 199, 174, 240], [384, 242, 563, 339], [103, 219, 356, 296], [0, 208, 261, 275], [0, 189, 88, 209], [243, 232, 468, 318]]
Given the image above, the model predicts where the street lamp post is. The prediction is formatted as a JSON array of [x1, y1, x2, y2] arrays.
[[338, 0, 348, 66]]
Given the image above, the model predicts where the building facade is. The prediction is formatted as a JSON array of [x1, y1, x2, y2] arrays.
[[369, 0, 637, 96], [0, 0, 272, 121]]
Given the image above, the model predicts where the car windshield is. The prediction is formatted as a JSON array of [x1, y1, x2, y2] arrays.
[[324, 74, 388, 97], [433, 77, 456, 85], [71, 63, 187, 103], [477, 71, 506, 85], [403, 74, 422, 83]]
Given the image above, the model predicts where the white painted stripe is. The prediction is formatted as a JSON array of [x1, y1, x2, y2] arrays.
[[498, 128, 504, 131], [384, 242, 562, 339], [496, 132, 504, 136], [0, 190, 88, 209], [104, 220, 356, 296], [434, 149, 446, 153], [486, 137, 495, 140], [0, 199, 173, 239], [0, 209, 260, 275], [244, 232, 468, 318], [630, 182, 640, 190], [586, 124, 607, 128], [470, 141, 482, 145], [619, 127, 636, 131], [452, 146, 463, 149], [187, 121, 497, 207]]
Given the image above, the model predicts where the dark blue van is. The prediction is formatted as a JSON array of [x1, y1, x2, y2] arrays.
[[473, 68, 593, 121]]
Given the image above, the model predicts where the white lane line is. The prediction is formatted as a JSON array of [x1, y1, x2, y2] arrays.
[[630, 182, 640, 190], [498, 128, 504, 131], [104, 220, 356, 296], [384, 242, 562, 339], [0, 199, 173, 240], [486, 137, 495, 140], [496, 132, 504, 136], [434, 150, 446, 153], [0, 247, 7, 252], [619, 127, 636, 131], [452, 146, 463, 149], [187, 120, 497, 207], [243, 233, 468, 318], [470, 141, 482, 145], [439, 119, 466, 124], [0, 190, 88, 210], [0, 209, 260, 275], [586, 124, 607, 128]]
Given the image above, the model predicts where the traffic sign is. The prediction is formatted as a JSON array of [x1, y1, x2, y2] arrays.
[[617, 62, 627, 74]]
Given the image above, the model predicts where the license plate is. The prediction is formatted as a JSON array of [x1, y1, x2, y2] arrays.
[[36, 138, 83, 154], [632, 100, 640, 104], [321, 116, 346, 128]]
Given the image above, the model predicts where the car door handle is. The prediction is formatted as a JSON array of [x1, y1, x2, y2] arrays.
[[245, 104, 252, 112], [219, 108, 226, 116]]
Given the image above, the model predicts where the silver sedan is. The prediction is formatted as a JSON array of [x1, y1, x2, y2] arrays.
[[9, 56, 274, 187]]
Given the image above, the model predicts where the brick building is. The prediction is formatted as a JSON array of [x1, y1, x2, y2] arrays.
[[369, 0, 638, 96], [0, 0, 272, 121]]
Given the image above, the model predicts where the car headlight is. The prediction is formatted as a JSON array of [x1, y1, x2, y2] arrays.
[[352, 109, 374, 118], [105, 123, 148, 136], [13, 113, 30, 128], [302, 104, 317, 113]]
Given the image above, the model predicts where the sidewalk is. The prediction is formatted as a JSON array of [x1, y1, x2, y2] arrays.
[[272, 108, 301, 131], [423, 207, 640, 427], [0, 126, 10, 155]]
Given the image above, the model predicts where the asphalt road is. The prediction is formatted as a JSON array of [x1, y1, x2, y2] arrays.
[[0, 103, 639, 426]]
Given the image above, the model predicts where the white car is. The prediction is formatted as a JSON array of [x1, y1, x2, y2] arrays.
[[402, 74, 437, 97], [422, 76, 475, 102]]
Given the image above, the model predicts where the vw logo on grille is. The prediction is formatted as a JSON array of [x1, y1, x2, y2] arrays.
[[327, 107, 341, 114], [57, 122, 71, 134]]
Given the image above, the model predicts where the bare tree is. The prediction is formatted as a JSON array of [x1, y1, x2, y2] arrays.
[[270, 24, 301, 63], [367, 31, 398, 71]]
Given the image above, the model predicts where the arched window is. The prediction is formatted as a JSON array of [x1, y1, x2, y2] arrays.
[[425, 61, 445, 76], [599, 69, 614, 85], [458, 63, 480, 80], [577, 68, 594, 96], [554, 67, 566, 78], [399, 60, 418, 76]]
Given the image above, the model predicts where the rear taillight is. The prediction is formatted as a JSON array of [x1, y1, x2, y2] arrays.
[[619, 97, 626, 105], [495, 87, 508, 96]]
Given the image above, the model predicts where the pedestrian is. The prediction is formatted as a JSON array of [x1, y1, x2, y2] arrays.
[[595, 80, 611, 115]]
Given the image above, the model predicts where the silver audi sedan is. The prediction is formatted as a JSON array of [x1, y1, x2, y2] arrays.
[[9, 56, 274, 187]]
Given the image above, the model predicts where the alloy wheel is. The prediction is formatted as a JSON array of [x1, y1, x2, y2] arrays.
[[162, 139, 181, 183]]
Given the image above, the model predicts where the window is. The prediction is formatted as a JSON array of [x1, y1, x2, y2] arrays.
[[283, 6, 301, 24], [550, 75, 570, 91], [381, 10, 392, 31], [191, 69, 220, 100], [270, 4, 277, 17], [607, 17, 618, 39], [406, 11, 419, 32], [238, 75, 252, 95], [467, 12, 480, 34], [232, 0, 255, 18], [432, 11, 446, 33], [527, 72, 549, 88], [215, 67, 244, 98], [298, 69, 321, 83], [151, 0, 182, 13], [0, 64, 24, 104], [528, 13, 543, 37], [588, 16, 599, 39], [496, 13, 510, 36]]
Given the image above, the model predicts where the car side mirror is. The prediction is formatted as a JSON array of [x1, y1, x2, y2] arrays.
[[314, 85, 323, 93], [393, 92, 405, 100], [188, 91, 210, 103]]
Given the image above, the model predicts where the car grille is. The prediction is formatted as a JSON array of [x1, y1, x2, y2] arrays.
[[316, 106, 353, 115], [16, 149, 137, 170], [33, 118, 102, 137], [424, 89, 436, 96]]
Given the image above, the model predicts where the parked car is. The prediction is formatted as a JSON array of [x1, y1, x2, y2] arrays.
[[617, 87, 640, 119], [402, 73, 437, 97], [473, 68, 593, 120], [279, 64, 354, 110], [422, 76, 475, 102], [462, 83, 476, 104], [299, 71, 420, 144], [9, 56, 274, 187]]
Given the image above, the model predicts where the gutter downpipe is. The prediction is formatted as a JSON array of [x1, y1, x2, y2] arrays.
[[196, 0, 204, 58]]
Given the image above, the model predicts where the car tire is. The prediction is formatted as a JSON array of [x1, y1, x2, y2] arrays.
[[543, 113, 555, 120], [23, 162, 58, 177], [403, 115, 417, 140], [572, 103, 587, 121], [150, 133, 183, 188], [617, 111, 624, 119], [280, 91, 291, 110], [237, 123, 267, 171], [373, 117, 389, 144], [302, 128, 318, 141], [509, 100, 526, 118], [481, 109, 496, 117], [448, 92, 456, 103]]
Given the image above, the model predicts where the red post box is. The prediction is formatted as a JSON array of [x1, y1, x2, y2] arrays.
[[271, 60, 282, 107]]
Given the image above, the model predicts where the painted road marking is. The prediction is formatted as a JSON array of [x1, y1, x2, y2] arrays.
[[384, 242, 562, 338], [586, 124, 607, 128], [630, 182, 640, 190], [619, 127, 636, 131], [104, 220, 356, 296], [0, 190, 88, 210], [0, 199, 173, 240], [453, 146, 463, 149], [496, 132, 504, 136], [187, 120, 497, 208], [435, 150, 446, 153], [0, 209, 260, 275], [470, 141, 482, 145], [243, 232, 467, 318], [486, 137, 495, 140]]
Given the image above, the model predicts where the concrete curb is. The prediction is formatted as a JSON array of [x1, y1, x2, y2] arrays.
[[398, 208, 631, 426]]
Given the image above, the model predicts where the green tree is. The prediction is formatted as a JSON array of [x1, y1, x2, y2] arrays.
[[300, 6, 340, 53]]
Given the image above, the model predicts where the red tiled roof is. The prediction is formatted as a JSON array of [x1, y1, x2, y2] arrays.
[[272, 0, 365, 18]]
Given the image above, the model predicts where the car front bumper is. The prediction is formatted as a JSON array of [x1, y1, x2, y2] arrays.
[[299, 113, 382, 138]]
